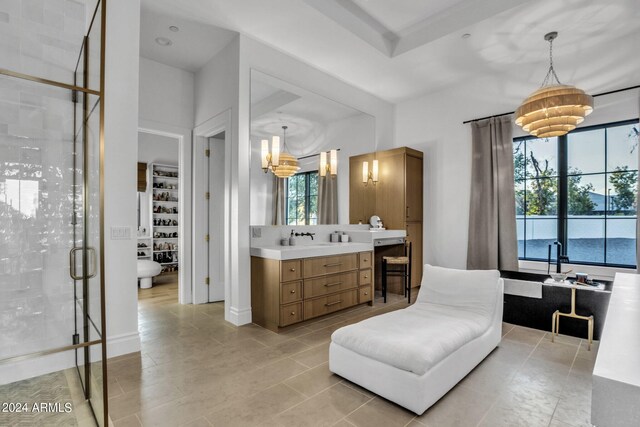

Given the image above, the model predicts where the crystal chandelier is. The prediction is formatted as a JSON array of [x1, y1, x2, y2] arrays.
[[515, 32, 593, 138]]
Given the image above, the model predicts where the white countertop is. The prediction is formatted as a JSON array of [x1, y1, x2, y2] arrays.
[[349, 229, 406, 242], [250, 242, 373, 260]]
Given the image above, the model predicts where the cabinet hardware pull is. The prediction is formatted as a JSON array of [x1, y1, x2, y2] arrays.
[[364, 275, 369, 279], [324, 282, 342, 287], [290, 289, 295, 293], [324, 263, 342, 267], [364, 292, 368, 295], [363, 259, 368, 262], [290, 311, 295, 315], [325, 300, 342, 307], [290, 267, 296, 272], [406, 206, 410, 218]]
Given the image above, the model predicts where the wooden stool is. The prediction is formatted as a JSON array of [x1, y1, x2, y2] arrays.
[[382, 242, 412, 304]]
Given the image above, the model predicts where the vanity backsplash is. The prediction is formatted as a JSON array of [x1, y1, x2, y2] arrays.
[[251, 224, 370, 247]]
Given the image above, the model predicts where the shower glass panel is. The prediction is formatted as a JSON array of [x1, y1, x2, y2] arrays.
[[0, 1, 107, 425]]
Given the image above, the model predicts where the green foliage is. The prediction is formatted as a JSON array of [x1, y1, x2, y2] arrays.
[[568, 168, 595, 215], [609, 166, 638, 213], [526, 151, 557, 215]]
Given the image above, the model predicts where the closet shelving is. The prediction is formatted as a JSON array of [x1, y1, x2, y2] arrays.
[[151, 163, 179, 274]]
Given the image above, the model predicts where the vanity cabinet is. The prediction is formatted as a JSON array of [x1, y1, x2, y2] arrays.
[[251, 251, 374, 331], [349, 147, 424, 288]]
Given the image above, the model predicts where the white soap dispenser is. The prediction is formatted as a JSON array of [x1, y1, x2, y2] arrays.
[[289, 230, 296, 246]]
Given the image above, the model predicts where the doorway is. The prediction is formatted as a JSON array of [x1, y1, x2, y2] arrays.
[[137, 130, 184, 304], [192, 111, 232, 313]]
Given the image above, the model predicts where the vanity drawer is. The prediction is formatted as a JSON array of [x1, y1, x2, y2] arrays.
[[280, 281, 302, 304], [280, 302, 303, 326], [304, 289, 358, 320], [359, 252, 372, 269], [359, 269, 372, 286], [303, 271, 358, 299], [303, 254, 358, 278], [281, 259, 302, 282], [359, 286, 372, 303]]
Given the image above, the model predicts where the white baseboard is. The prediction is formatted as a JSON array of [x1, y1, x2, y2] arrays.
[[0, 351, 76, 386], [227, 306, 252, 326], [0, 331, 140, 386], [107, 331, 141, 358]]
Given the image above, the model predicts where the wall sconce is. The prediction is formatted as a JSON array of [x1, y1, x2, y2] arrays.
[[261, 136, 280, 172], [362, 159, 378, 186], [319, 149, 338, 177]]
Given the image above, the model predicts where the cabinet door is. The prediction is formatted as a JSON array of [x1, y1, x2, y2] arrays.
[[406, 222, 423, 288], [405, 154, 423, 222], [375, 151, 406, 230]]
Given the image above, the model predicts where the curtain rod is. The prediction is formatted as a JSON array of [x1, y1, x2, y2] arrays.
[[462, 84, 640, 125], [297, 148, 341, 160]]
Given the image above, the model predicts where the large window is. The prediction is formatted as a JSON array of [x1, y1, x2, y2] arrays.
[[515, 120, 638, 267], [286, 171, 318, 225]]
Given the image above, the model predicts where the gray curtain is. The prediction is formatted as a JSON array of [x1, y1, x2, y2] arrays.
[[467, 115, 519, 271], [318, 175, 338, 224], [272, 175, 286, 226]]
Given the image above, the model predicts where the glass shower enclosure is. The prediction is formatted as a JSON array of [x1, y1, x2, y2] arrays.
[[0, 1, 108, 425]]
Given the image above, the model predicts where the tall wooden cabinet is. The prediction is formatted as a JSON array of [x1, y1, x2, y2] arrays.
[[349, 147, 424, 288]]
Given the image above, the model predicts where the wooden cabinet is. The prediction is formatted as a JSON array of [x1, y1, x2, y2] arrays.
[[349, 147, 424, 289], [251, 251, 374, 331]]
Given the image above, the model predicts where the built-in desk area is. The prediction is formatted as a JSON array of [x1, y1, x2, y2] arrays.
[[592, 273, 640, 427]]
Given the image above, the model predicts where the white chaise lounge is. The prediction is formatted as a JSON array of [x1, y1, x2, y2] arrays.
[[329, 264, 504, 415]]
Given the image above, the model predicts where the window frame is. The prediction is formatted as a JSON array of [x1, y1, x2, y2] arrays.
[[515, 118, 639, 269], [285, 170, 318, 225]]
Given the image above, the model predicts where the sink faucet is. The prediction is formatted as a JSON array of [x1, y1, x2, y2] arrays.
[[547, 241, 569, 274], [294, 231, 315, 240]]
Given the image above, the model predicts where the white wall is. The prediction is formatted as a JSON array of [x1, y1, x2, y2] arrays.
[[103, 0, 142, 358], [395, 76, 639, 271], [138, 132, 179, 165], [139, 57, 194, 129]]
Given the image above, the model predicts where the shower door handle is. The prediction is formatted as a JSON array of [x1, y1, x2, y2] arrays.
[[87, 247, 97, 279], [69, 247, 83, 280], [69, 247, 98, 280]]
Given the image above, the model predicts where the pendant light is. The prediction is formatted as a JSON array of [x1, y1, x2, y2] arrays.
[[272, 126, 300, 178], [515, 32, 593, 138]]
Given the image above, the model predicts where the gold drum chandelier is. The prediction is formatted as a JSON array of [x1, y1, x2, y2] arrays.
[[515, 32, 593, 138], [261, 125, 300, 178]]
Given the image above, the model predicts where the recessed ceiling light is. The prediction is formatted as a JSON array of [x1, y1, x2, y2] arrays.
[[155, 37, 172, 46], [462, 33, 471, 39], [169, 26, 179, 32]]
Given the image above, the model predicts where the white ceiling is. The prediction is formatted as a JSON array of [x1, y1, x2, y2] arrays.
[[250, 73, 365, 156], [139, 4, 236, 72], [140, 0, 640, 103]]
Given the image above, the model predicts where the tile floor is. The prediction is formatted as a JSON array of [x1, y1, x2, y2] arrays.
[[0, 366, 98, 426], [105, 282, 596, 427]]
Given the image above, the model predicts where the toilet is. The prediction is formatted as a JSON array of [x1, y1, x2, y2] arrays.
[[137, 260, 162, 289]]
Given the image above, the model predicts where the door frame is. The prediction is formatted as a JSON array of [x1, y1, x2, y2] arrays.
[[192, 110, 232, 310], [138, 120, 192, 304]]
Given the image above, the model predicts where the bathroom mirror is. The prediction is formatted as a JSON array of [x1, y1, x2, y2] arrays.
[[250, 69, 375, 226]]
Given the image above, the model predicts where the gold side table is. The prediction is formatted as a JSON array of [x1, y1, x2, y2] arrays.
[[551, 286, 594, 350]]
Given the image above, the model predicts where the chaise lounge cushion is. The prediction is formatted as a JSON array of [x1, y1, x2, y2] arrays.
[[330, 265, 501, 376]]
